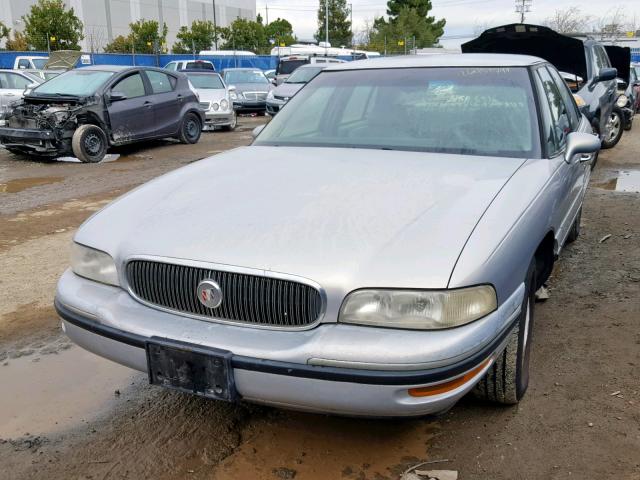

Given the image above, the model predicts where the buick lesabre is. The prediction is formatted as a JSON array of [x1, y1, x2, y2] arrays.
[[55, 54, 600, 416]]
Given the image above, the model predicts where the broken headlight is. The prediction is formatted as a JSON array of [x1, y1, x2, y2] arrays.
[[71, 242, 119, 286]]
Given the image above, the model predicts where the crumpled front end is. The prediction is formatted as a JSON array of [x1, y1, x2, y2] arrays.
[[0, 97, 92, 156]]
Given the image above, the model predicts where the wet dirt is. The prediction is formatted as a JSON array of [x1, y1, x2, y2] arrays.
[[0, 345, 138, 438], [0, 116, 639, 479], [594, 169, 640, 193], [0, 176, 64, 194]]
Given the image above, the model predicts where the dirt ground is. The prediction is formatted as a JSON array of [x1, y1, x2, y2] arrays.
[[0, 115, 639, 480]]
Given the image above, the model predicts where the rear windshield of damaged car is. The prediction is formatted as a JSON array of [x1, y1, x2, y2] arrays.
[[31, 70, 114, 96], [255, 67, 540, 158]]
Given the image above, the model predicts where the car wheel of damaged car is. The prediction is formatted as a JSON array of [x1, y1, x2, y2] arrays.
[[72, 124, 108, 163], [601, 108, 623, 149], [473, 259, 536, 405], [179, 113, 202, 144]]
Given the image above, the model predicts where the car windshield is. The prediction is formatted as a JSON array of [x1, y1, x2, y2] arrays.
[[31, 70, 114, 96], [32, 58, 48, 69], [277, 59, 308, 75], [186, 73, 224, 89], [255, 67, 540, 158], [224, 70, 268, 84], [285, 67, 323, 84]]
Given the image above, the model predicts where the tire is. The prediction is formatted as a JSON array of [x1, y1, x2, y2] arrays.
[[473, 260, 536, 405], [222, 111, 237, 131], [71, 124, 108, 163], [178, 112, 202, 144], [601, 107, 624, 149], [565, 207, 581, 244]]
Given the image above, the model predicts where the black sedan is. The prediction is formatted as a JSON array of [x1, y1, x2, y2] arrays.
[[222, 68, 273, 114], [0, 66, 204, 163]]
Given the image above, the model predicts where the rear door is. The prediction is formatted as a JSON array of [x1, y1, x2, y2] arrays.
[[0, 72, 32, 113], [106, 71, 155, 141], [144, 70, 182, 136]]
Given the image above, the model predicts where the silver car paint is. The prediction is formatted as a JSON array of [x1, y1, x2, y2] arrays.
[[57, 54, 596, 415]]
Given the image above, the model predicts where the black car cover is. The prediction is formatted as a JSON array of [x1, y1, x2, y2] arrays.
[[604, 45, 631, 83], [461, 24, 588, 81]]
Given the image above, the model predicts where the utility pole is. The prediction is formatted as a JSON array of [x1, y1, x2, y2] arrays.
[[212, 0, 218, 50], [349, 3, 353, 48], [515, 0, 532, 24], [265, 1, 269, 25], [325, 0, 329, 54]]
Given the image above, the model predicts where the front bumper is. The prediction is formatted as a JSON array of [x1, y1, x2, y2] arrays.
[[55, 270, 523, 416], [266, 99, 286, 115], [232, 100, 266, 112], [203, 110, 235, 130], [0, 127, 63, 154]]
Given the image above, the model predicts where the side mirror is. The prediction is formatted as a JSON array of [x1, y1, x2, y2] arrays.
[[592, 67, 617, 85], [228, 85, 236, 92], [564, 132, 601, 163], [252, 124, 265, 139], [270, 78, 277, 85], [109, 91, 127, 102], [23, 82, 39, 95]]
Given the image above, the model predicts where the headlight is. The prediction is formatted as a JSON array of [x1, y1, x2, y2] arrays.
[[211, 102, 220, 111], [71, 242, 119, 286], [267, 90, 274, 100], [573, 94, 586, 108], [339, 285, 497, 330], [220, 99, 229, 110], [616, 94, 629, 108]]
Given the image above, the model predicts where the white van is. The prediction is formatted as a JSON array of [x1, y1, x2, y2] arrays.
[[164, 60, 215, 71], [275, 55, 345, 85]]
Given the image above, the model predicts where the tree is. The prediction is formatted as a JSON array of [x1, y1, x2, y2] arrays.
[[220, 18, 268, 53], [103, 35, 132, 53], [265, 18, 296, 47], [6, 32, 29, 51], [544, 6, 593, 34], [104, 19, 167, 54], [22, 0, 84, 50], [369, 5, 445, 53], [172, 20, 219, 54], [0, 22, 9, 44], [315, 0, 352, 47]]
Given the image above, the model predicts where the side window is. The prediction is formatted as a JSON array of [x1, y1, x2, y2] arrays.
[[546, 67, 580, 129], [535, 68, 565, 156], [146, 70, 175, 93], [594, 47, 611, 70], [112, 73, 146, 98], [165, 62, 176, 71], [9, 73, 32, 89], [17, 59, 30, 69], [0, 72, 8, 88]]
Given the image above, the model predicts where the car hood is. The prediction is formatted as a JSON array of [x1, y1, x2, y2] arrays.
[[604, 45, 631, 83], [232, 82, 272, 93], [462, 23, 588, 81], [197, 88, 228, 103], [76, 146, 526, 292], [272, 83, 304, 97]]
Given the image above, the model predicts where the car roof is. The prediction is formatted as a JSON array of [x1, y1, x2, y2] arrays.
[[77, 65, 176, 74], [180, 69, 221, 74], [326, 53, 546, 71]]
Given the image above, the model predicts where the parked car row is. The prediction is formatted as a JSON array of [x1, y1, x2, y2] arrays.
[[462, 23, 638, 160]]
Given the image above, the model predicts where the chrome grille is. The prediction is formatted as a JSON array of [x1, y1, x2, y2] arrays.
[[126, 260, 323, 328], [242, 91, 267, 101]]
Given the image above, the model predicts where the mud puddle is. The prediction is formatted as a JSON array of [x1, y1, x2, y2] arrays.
[[0, 345, 140, 439], [0, 177, 64, 194], [214, 412, 436, 480], [594, 170, 640, 193]]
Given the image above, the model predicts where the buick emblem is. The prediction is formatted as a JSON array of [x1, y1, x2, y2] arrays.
[[197, 279, 223, 308]]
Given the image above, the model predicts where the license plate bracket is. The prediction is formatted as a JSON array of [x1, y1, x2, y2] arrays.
[[146, 338, 238, 402]]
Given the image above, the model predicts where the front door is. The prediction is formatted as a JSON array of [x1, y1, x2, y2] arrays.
[[0, 72, 32, 113], [106, 71, 154, 143]]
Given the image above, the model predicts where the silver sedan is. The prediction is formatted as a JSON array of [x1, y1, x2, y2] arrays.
[[55, 54, 600, 417]]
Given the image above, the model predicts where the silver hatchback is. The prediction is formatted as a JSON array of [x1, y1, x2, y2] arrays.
[[55, 54, 600, 416]]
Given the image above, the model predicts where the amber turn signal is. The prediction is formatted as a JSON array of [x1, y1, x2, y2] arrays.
[[408, 358, 492, 397]]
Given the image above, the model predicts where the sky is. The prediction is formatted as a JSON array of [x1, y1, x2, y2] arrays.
[[255, 0, 640, 48]]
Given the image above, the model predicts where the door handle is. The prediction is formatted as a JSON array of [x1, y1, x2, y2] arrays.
[[143, 101, 153, 108], [176, 94, 183, 102]]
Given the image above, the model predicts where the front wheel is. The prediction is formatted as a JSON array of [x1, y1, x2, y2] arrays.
[[178, 113, 202, 144], [71, 124, 108, 163], [601, 108, 624, 149], [473, 260, 536, 404]]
